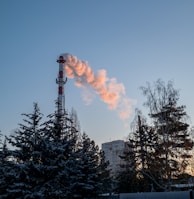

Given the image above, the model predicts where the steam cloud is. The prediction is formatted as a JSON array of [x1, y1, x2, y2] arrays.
[[61, 53, 136, 119]]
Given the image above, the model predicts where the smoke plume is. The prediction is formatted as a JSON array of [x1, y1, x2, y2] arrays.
[[61, 53, 136, 119]]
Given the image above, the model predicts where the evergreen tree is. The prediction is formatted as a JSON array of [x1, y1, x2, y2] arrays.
[[0, 103, 111, 198], [116, 145, 138, 193], [0, 134, 11, 197], [71, 133, 110, 198], [7, 102, 44, 163], [118, 109, 158, 192], [150, 98, 193, 189], [118, 80, 193, 192], [98, 150, 112, 194], [4, 103, 45, 198], [2, 103, 81, 198], [38, 110, 80, 199], [141, 79, 193, 190]]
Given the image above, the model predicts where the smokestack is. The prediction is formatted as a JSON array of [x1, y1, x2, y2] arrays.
[[58, 53, 136, 120], [56, 56, 67, 116]]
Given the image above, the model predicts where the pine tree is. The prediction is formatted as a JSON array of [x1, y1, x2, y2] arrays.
[[150, 98, 193, 189], [119, 109, 159, 192], [0, 135, 11, 197], [4, 103, 45, 198], [116, 143, 138, 193], [71, 133, 110, 198], [32, 106, 80, 198], [4, 103, 82, 198], [7, 102, 44, 163], [1, 103, 111, 198], [141, 79, 193, 190], [98, 150, 112, 194]]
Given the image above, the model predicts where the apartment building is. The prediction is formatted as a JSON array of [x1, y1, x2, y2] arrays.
[[102, 140, 128, 177]]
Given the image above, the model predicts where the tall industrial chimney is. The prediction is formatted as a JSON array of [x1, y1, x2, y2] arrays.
[[56, 56, 67, 117]]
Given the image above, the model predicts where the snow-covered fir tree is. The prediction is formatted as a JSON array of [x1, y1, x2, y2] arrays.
[[4, 103, 45, 198], [70, 133, 110, 198], [0, 103, 110, 198], [0, 134, 11, 197], [36, 109, 80, 198]]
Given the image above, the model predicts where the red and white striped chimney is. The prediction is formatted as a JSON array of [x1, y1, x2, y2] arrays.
[[56, 56, 66, 116]]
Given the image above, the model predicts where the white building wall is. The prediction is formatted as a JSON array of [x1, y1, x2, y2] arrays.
[[102, 140, 127, 177]]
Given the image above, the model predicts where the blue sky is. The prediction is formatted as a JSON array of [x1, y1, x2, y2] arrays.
[[0, 0, 194, 146]]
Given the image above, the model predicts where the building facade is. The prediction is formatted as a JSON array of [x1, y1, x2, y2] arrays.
[[102, 140, 128, 177]]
